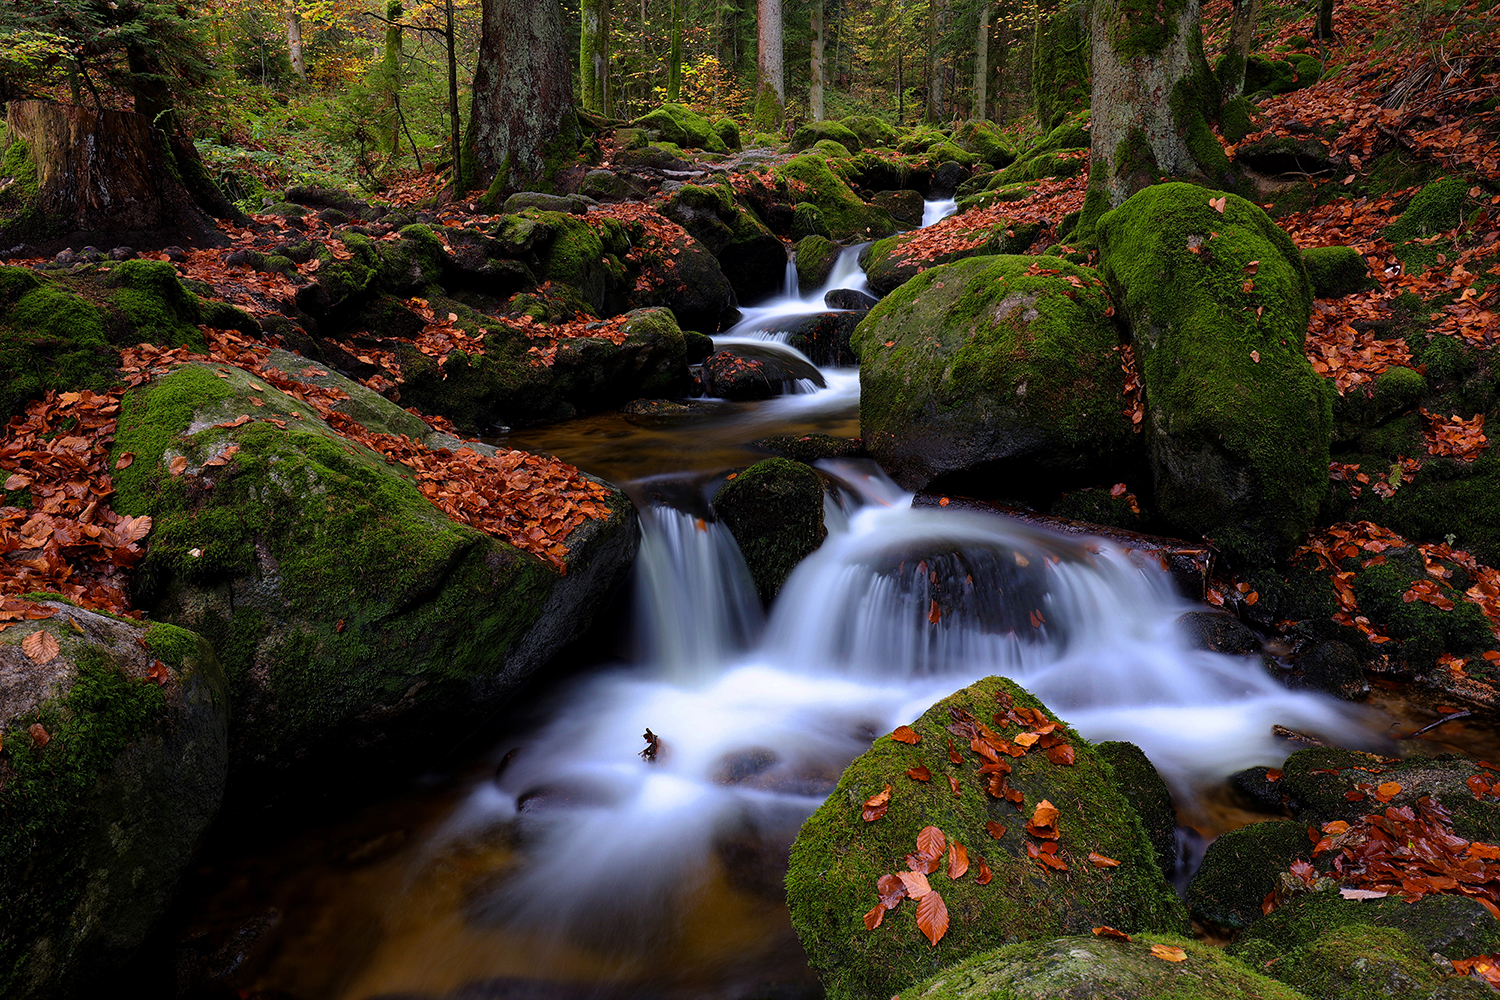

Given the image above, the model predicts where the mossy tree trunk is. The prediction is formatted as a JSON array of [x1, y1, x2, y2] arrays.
[[754, 0, 784, 129], [973, 0, 990, 120], [1315, 0, 1334, 41], [810, 0, 825, 121], [1076, 0, 1229, 237], [926, 0, 947, 120], [381, 1, 403, 153], [667, 0, 683, 101], [287, 2, 308, 82], [469, 0, 579, 197], [1220, 0, 1259, 96], [1031, 0, 1092, 131], [579, 0, 610, 115]]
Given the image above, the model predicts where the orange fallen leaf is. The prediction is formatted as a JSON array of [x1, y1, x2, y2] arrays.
[[114, 453, 135, 470], [892, 725, 921, 744], [169, 456, 188, 476], [916, 890, 949, 946], [1374, 781, 1403, 802], [907, 765, 932, 782], [975, 857, 993, 884], [948, 774, 962, 797], [1088, 851, 1121, 868], [947, 841, 969, 879], [3, 473, 31, 490], [917, 825, 947, 859], [863, 903, 885, 930], [1046, 744, 1076, 766], [1093, 926, 1131, 942], [146, 659, 169, 685], [28, 722, 49, 747], [1150, 944, 1188, 962], [22, 630, 60, 663], [985, 821, 1007, 839], [862, 784, 892, 822], [898, 870, 932, 898]]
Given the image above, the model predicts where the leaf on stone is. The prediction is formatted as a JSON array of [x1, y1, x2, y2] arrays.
[[928, 599, 941, 624], [907, 765, 932, 782], [114, 452, 135, 470], [948, 739, 963, 765], [146, 659, 169, 685], [975, 857, 993, 885], [169, 455, 189, 476], [947, 841, 968, 879], [948, 774, 962, 797], [917, 825, 947, 859], [1150, 944, 1188, 962], [916, 890, 949, 946], [862, 784, 892, 822], [1374, 781, 1402, 802], [1046, 744, 1076, 765], [22, 629, 60, 663], [28, 722, 49, 747], [986, 821, 1007, 840], [892, 725, 921, 744], [1088, 851, 1121, 868], [898, 870, 932, 898], [1092, 926, 1131, 942], [1209, 196, 1227, 214]]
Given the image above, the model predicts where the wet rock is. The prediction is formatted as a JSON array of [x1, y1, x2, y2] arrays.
[[108, 246, 137, 261], [578, 169, 648, 203], [1231, 765, 1291, 813], [700, 345, 826, 402], [501, 192, 592, 215], [791, 202, 831, 241], [1234, 134, 1338, 176], [1241, 924, 1493, 1000], [870, 189, 925, 228], [824, 287, 877, 310], [1187, 819, 1313, 930], [1292, 639, 1368, 700], [787, 675, 1188, 1000], [861, 220, 1038, 296], [751, 434, 864, 464], [284, 185, 384, 221], [1177, 611, 1262, 656], [660, 182, 786, 305], [781, 310, 861, 367], [1095, 741, 1179, 882], [1231, 889, 1500, 965], [712, 457, 827, 603], [931, 160, 970, 197], [795, 235, 842, 293]]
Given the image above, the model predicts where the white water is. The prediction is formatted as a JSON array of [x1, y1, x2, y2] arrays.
[[922, 197, 959, 227], [717, 245, 873, 343]]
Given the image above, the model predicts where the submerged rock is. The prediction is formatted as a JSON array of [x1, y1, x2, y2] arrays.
[[712, 458, 827, 603], [0, 604, 227, 1000], [786, 676, 1188, 1000]]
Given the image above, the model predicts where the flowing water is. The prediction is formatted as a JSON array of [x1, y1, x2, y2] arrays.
[[174, 201, 1406, 1000]]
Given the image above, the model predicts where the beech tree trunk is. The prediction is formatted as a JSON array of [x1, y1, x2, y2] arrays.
[[579, 0, 610, 114], [1316, 0, 1334, 41], [973, 0, 990, 120], [926, 0, 947, 121], [0, 101, 225, 248], [287, 3, 308, 82], [469, 0, 579, 196], [668, 0, 683, 101], [1220, 0, 1259, 96], [810, 0, 824, 121], [754, 0, 784, 129], [1077, 0, 1228, 235]]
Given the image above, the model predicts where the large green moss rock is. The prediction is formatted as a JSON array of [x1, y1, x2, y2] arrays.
[[631, 103, 727, 153], [1186, 820, 1313, 930], [1095, 741, 1178, 882], [840, 115, 903, 149], [1303, 246, 1372, 298], [711, 458, 826, 603], [1096, 182, 1332, 567], [110, 361, 638, 799], [852, 255, 1136, 493], [795, 234, 843, 293], [660, 182, 787, 305], [901, 934, 1307, 1000], [774, 154, 897, 242], [786, 676, 1188, 1000], [1, 603, 227, 1000], [1232, 890, 1500, 964], [1249, 925, 1494, 1000], [954, 120, 1016, 169], [790, 120, 864, 153], [860, 222, 1041, 297]]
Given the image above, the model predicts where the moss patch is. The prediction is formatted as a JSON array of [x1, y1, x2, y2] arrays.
[[711, 458, 826, 603]]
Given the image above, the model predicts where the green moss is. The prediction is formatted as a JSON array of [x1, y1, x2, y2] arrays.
[[632, 103, 728, 153], [1257, 925, 1491, 1000], [1231, 890, 1500, 963], [1287, 54, 1324, 88], [377, 223, 451, 294], [0, 280, 114, 421], [840, 115, 902, 149], [1096, 183, 1330, 566], [752, 83, 784, 133], [953, 121, 1016, 168], [1107, 0, 1190, 58], [1220, 96, 1264, 144], [103, 259, 208, 350], [1032, 1, 1092, 131], [1351, 555, 1491, 666], [1384, 178, 1479, 263], [787, 676, 1188, 1000], [712, 458, 825, 603], [0, 139, 46, 239], [791, 120, 863, 153], [1093, 742, 1176, 881], [796, 235, 842, 290], [1244, 55, 1298, 95], [1168, 69, 1231, 188], [993, 150, 1087, 186], [792, 203, 832, 242], [775, 154, 896, 241], [1186, 819, 1312, 929], [813, 139, 855, 160], [1303, 246, 1372, 297], [862, 222, 1040, 297], [904, 933, 1306, 1000]]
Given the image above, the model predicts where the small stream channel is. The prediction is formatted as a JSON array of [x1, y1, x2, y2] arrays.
[[159, 202, 1495, 1000]]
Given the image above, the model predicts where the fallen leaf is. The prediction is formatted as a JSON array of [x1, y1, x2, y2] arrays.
[[862, 784, 893, 822], [169, 456, 188, 476], [948, 774, 962, 797], [1046, 744, 1076, 766], [917, 825, 947, 859], [22, 630, 60, 663], [863, 903, 885, 930], [907, 765, 932, 781], [146, 659, 169, 685], [1093, 926, 1131, 942], [114, 453, 135, 470], [892, 725, 921, 744], [1150, 944, 1188, 962], [4, 473, 32, 490], [1251, 350, 1261, 363], [1209, 196, 1227, 214], [898, 870, 932, 898], [1026, 799, 1061, 839], [877, 873, 908, 909], [985, 821, 1008, 840], [948, 841, 969, 879], [916, 890, 949, 946], [28, 722, 49, 747], [1012, 732, 1040, 748], [1088, 851, 1121, 868], [1374, 781, 1403, 802], [948, 739, 963, 765]]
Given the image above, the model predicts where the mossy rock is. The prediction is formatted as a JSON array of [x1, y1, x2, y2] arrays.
[[1286, 54, 1324, 89], [953, 120, 1016, 168], [711, 458, 826, 603], [713, 118, 741, 150], [775, 154, 898, 241], [660, 182, 787, 305], [1243, 55, 1300, 96], [812, 138, 855, 160], [860, 222, 1041, 297], [1231, 889, 1500, 964], [1279, 747, 1500, 843], [1094, 741, 1178, 882], [1249, 924, 1494, 1000], [1048, 486, 1146, 530], [790, 120, 864, 153], [792, 201, 833, 241], [111, 361, 639, 798], [923, 142, 983, 170], [852, 255, 1135, 493], [1331, 365, 1426, 440], [1186, 819, 1313, 930], [1384, 178, 1482, 268], [751, 433, 864, 464], [1220, 96, 1267, 145], [993, 150, 1088, 186], [376, 223, 452, 295], [292, 231, 382, 319], [871, 189, 927, 229], [0, 603, 228, 1000], [1028, 112, 1092, 157], [901, 933, 1306, 1000], [782, 310, 862, 367], [840, 115, 903, 149], [957, 183, 1042, 214], [630, 103, 727, 153], [1096, 182, 1331, 567], [787, 675, 1188, 1000], [1303, 246, 1373, 297], [898, 130, 952, 155], [796, 235, 843, 293], [842, 150, 931, 194]]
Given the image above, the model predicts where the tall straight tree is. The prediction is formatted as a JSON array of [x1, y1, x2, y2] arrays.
[[470, 0, 579, 196], [810, 0, 825, 121], [926, 0, 947, 120], [1219, 0, 1260, 96], [668, 0, 683, 101], [579, 0, 610, 113], [753, 0, 784, 129], [973, 0, 990, 119], [286, 2, 307, 81]]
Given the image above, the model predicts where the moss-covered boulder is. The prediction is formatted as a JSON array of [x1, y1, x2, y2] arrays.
[[860, 221, 1041, 297], [1186, 820, 1314, 930], [1, 603, 227, 1000], [1245, 925, 1493, 1000], [375, 223, 452, 295], [900, 934, 1306, 1000], [491, 209, 618, 315], [774, 154, 898, 241], [712, 458, 826, 603], [840, 115, 903, 149], [1243, 55, 1299, 96], [791, 120, 864, 153], [631, 103, 727, 153], [792, 201, 832, 241], [1220, 96, 1268, 144], [1384, 178, 1484, 269], [953, 121, 1016, 169], [110, 361, 639, 798], [1096, 183, 1332, 567], [787, 676, 1188, 1000], [1232, 890, 1500, 965], [1094, 741, 1178, 882], [796, 235, 843, 293], [852, 255, 1136, 493], [992, 149, 1089, 187], [1303, 246, 1372, 298], [871, 189, 927, 229], [293, 230, 383, 320], [660, 182, 787, 305]]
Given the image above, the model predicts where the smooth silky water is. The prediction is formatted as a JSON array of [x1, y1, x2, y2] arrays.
[[173, 201, 1422, 1000]]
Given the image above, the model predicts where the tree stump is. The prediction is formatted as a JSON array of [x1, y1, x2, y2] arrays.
[[0, 100, 227, 251]]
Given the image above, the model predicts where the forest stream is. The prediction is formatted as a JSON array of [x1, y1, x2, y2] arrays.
[[156, 202, 1499, 1000]]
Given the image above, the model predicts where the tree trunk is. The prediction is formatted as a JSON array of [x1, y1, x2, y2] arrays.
[[382, 1, 403, 153], [1077, 0, 1228, 236], [926, 0, 946, 121], [287, 3, 308, 82], [444, 0, 462, 190], [668, 0, 683, 101], [1031, 0, 1091, 131], [469, 0, 579, 197], [1315, 0, 1334, 42], [973, 0, 990, 120], [810, 0, 824, 121], [579, 0, 610, 115], [753, 0, 784, 129], [1220, 0, 1259, 96], [0, 101, 226, 249]]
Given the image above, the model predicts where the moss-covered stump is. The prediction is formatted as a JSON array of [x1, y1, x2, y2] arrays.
[[711, 458, 826, 603], [1244, 925, 1494, 1000], [901, 934, 1306, 1000], [1096, 183, 1332, 567], [110, 361, 638, 798], [1232, 890, 1500, 965], [774, 154, 898, 242], [860, 222, 1040, 297], [787, 676, 1188, 1000], [1186, 820, 1314, 930], [1303, 246, 1373, 298], [630, 103, 727, 153], [700, 344, 826, 402], [659, 182, 786, 306], [852, 255, 1136, 494], [0, 603, 228, 1000]]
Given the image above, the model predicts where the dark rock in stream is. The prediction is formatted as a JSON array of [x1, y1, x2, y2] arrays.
[[700, 345, 826, 401], [1177, 610, 1263, 656], [713, 458, 827, 604], [781, 310, 861, 367], [752, 434, 864, 464], [824, 287, 878, 310], [1291, 639, 1369, 700]]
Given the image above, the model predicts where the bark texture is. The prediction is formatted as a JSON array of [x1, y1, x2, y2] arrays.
[[0, 101, 225, 249], [1220, 0, 1260, 96], [810, 0, 825, 121], [287, 3, 308, 81], [974, 0, 990, 120], [757, 0, 785, 101], [1032, 0, 1092, 130], [470, 0, 579, 196], [579, 0, 610, 114]]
